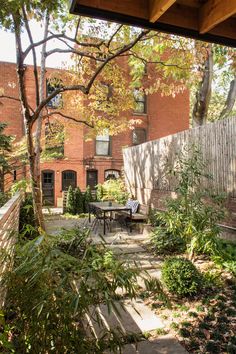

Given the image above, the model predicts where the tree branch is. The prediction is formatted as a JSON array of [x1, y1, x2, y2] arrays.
[[33, 29, 150, 123], [86, 29, 150, 93], [22, 5, 40, 106], [0, 95, 35, 114], [45, 48, 104, 62], [42, 111, 94, 128], [106, 24, 123, 49]]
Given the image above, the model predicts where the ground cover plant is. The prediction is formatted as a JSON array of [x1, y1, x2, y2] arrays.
[[140, 262, 236, 354]]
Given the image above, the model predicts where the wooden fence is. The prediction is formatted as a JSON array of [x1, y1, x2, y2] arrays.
[[123, 117, 236, 208], [0, 192, 22, 308]]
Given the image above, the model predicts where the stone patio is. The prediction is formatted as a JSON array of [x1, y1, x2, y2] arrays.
[[44, 212, 188, 354]]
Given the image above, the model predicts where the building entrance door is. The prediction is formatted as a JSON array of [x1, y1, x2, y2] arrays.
[[86, 170, 98, 190], [62, 170, 77, 191], [42, 170, 54, 206]]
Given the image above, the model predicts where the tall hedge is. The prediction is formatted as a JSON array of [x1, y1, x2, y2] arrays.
[[84, 185, 93, 212], [66, 186, 75, 214], [74, 187, 84, 214]]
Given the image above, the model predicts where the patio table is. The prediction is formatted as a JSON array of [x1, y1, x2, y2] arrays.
[[88, 201, 132, 235]]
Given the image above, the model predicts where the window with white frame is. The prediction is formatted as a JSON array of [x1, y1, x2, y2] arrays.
[[95, 131, 111, 156], [105, 169, 120, 180]]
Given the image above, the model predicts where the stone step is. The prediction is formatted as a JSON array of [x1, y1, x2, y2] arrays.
[[84, 298, 164, 339], [107, 243, 146, 255], [120, 252, 163, 270], [119, 336, 188, 354]]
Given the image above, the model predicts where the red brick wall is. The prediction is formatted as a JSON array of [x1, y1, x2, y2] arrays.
[[0, 61, 189, 206]]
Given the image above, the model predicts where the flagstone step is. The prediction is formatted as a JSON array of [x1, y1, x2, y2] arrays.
[[107, 243, 146, 254], [119, 336, 188, 354], [84, 298, 165, 339], [120, 252, 163, 270]]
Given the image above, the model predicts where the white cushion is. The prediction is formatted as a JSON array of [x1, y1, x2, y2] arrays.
[[126, 199, 139, 213]]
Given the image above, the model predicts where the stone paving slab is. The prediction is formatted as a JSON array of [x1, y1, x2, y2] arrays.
[[136, 269, 162, 289], [85, 298, 164, 339], [91, 232, 148, 244], [120, 336, 188, 354], [119, 252, 163, 270], [45, 219, 80, 235], [107, 243, 146, 254]]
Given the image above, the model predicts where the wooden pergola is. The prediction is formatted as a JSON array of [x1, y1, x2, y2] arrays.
[[70, 0, 236, 47]]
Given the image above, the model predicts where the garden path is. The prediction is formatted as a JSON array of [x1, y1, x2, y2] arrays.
[[45, 212, 188, 354]]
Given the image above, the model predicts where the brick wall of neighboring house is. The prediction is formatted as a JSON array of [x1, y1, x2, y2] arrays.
[[0, 61, 189, 206]]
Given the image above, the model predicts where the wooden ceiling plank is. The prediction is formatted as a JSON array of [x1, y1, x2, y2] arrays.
[[149, 0, 176, 23], [200, 0, 236, 34]]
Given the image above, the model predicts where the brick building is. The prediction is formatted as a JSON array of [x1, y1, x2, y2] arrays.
[[0, 61, 189, 207]]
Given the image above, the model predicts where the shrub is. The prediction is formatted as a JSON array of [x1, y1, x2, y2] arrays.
[[74, 187, 84, 214], [66, 186, 75, 214], [83, 185, 93, 212], [97, 178, 129, 204], [151, 227, 186, 255], [19, 194, 37, 239], [0, 191, 9, 208], [161, 257, 202, 297], [96, 183, 104, 201]]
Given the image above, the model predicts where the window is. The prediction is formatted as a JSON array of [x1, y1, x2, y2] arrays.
[[132, 128, 146, 145], [62, 170, 76, 191], [133, 88, 146, 114], [95, 132, 111, 156], [13, 170, 17, 181], [105, 169, 120, 180], [47, 79, 63, 109], [44, 122, 64, 158]]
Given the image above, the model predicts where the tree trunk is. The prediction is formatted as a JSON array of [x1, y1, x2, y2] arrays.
[[26, 122, 45, 229], [13, 13, 45, 229], [34, 12, 49, 224], [220, 76, 236, 119], [192, 44, 213, 126]]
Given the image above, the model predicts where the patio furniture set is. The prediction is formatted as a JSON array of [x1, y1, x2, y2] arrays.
[[88, 200, 148, 235]]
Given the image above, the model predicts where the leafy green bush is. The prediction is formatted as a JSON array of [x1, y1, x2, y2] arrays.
[[83, 185, 93, 212], [0, 192, 9, 208], [66, 186, 76, 214], [96, 178, 129, 204], [66, 186, 93, 215], [74, 187, 84, 214], [161, 257, 202, 297], [96, 183, 104, 201], [151, 227, 186, 255], [19, 194, 37, 239]]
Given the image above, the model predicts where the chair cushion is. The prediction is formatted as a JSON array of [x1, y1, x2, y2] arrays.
[[126, 199, 139, 214]]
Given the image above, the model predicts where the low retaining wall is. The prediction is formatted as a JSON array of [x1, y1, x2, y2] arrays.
[[0, 192, 22, 308]]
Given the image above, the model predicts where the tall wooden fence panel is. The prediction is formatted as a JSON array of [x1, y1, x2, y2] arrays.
[[123, 117, 236, 209]]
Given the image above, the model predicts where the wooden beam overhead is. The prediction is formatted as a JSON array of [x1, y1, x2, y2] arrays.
[[200, 0, 236, 34], [149, 0, 176, 23]]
